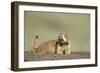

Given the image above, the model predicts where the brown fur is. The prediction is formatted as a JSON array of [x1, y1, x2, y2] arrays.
[[32, 36, 39, 52], [36, 40, 57, 55], [36, 40, 71, 55]]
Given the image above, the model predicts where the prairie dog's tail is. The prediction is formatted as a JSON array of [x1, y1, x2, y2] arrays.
[[35, 35, 38, 39], [32, 35, 39, 52]]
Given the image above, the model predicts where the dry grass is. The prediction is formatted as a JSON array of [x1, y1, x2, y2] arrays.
[[24, 50, 90, 61]]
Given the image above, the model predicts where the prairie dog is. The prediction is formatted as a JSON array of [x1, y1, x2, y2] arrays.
[[36, 33, 71, 55]]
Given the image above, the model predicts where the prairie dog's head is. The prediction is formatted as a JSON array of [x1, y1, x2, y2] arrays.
[[58, 33, 68, 44]]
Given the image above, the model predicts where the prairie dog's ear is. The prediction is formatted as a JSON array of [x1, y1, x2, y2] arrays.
[[65, 34, 68, 37], [65, 34, 70, 40], [58, 32, 64, 37], [56, 32, 61, 36]]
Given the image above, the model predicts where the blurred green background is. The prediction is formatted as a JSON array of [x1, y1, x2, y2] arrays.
[[24, 11, 90, 52]]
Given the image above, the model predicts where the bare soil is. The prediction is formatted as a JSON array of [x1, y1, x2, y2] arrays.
[[24, 50, 90, 61]]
